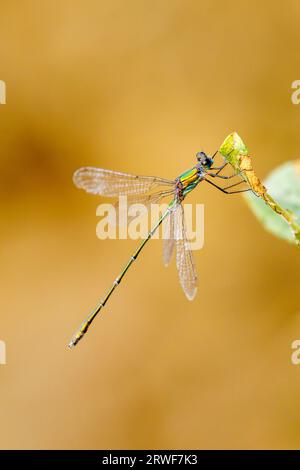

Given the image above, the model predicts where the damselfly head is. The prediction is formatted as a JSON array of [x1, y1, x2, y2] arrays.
[[196, 151, 213, 169]]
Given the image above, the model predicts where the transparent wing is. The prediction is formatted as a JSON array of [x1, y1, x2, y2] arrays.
[[162, 205, 175, 267], [174, 204, 198, 301], [73, 167, 174, 197], [113, 190, 175, 226]]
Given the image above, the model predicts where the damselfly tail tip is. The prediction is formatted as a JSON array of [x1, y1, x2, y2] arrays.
[[68, 337, 79, 349], [68, 329, 85, 348]]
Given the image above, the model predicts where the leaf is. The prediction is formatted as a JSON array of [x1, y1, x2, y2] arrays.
[[219, 132, 300, 246], [245, 161, 300, 244]]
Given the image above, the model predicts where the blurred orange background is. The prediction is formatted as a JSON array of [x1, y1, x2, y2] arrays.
[[1, 0, 300, 450]]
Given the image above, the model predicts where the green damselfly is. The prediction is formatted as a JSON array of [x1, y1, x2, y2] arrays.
[[68, 151, 250, 348]]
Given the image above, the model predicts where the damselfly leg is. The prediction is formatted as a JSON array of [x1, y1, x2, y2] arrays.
[[204, 177, 252, 194]]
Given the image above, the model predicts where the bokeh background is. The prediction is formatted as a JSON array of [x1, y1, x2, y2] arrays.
[[1, 0, 300, 450]]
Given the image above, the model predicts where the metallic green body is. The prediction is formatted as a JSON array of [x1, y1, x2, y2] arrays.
[[179, 166, 204, 197]]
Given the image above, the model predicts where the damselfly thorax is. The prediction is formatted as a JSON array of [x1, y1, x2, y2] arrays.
[[69, 150, 251, 348], [175, 165, 206, 203]]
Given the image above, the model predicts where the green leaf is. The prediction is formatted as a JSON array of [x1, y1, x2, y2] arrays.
[[244, 160, 300, 244], [219, 132, 300, 246], [219, 131, 249, 170]]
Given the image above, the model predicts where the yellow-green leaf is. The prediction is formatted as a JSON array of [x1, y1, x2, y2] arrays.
[[219, 132, 300, 246]]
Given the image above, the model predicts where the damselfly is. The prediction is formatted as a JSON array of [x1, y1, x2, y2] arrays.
[[68, 151, 250, 348]]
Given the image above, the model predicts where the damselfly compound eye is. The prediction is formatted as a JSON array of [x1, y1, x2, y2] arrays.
[[196, 151, 207, 162]]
